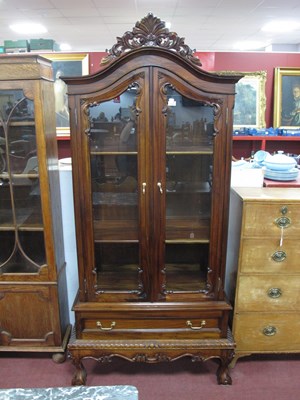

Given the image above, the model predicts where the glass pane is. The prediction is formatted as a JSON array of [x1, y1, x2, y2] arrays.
[[0, 90, 45, 275], [88, 86, 141, 293], [0, 90, 36, 175], [164, 86, 214, 292], [165, 87, 214, 241], [166, 88, 214, 152], [0, 90, 34, 123], [89, 86, 139, 242], [0, 178, 13, 226], [0, 231, 14, 266], [13, 176, 43, 228], [19, 231, 46, 266], [165, 243, 208, 291], [0, 231, 46, 274], [92, 154, 138, 240], [166, 154, 212, 240], [95, 243, 140, 291], [89, 88, 137, 153]]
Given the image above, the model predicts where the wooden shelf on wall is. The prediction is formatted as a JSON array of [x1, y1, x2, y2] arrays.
[[232, 135, 300, 159]]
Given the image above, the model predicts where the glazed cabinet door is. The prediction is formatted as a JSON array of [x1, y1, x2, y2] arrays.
[[81, 72, 151, 301], [0, 87, 47, 278], [152, 69, 228, 301], [78, 67, 230, 303]]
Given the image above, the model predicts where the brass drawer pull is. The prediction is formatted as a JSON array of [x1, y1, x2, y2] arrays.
[[280, 206, 288, 215], [267, 287, 282, 298], [96, 321, 116, 331], [275, 216, 291, 229], [272, 250, 287, 262], [186, 320, 206, 330], [263, 326, 277, 336]]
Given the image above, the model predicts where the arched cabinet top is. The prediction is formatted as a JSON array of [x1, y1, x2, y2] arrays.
[[62, 13, 242, 91]]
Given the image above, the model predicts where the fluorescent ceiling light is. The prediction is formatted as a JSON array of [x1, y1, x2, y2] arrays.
[[262, 20, 300, 32], [59, 43, 72, 51], [233, 41, 265, 51], [9, 23, 47, 34]]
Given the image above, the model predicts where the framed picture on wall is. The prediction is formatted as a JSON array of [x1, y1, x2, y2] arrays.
[[216, 70, 267, 129], [43, 53, 89, 135], [273, 67, 300, 129]]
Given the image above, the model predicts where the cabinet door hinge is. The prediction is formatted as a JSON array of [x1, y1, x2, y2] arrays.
[[84, 278, 88, 294]]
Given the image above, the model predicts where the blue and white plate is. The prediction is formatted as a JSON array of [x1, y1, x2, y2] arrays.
[[264, 167, 299, 181]]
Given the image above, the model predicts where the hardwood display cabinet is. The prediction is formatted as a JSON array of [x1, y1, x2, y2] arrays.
[[0, 54, 70, 361], [226, 187, 300, 365], [63, 14, 241, 384]]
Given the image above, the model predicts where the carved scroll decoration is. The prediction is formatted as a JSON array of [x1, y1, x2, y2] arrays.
[[101, 13, 201, 66]]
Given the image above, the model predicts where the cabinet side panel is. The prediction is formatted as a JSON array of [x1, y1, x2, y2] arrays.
[[42, 79, 66, 273], [225, 189, 243, 305]]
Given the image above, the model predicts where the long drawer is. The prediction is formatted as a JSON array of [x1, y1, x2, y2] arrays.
[[78, 316, 222, 340], [233, 313, 300, 351], [235, 275, 300, 312], [239, 238, 300, 274], [242, 203, 300, 237]]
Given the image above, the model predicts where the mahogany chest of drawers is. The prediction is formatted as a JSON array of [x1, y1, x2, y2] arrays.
[[225, 187, 300, 365]]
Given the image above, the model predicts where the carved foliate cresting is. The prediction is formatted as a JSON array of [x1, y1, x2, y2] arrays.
[[101, 13, 201, 66]]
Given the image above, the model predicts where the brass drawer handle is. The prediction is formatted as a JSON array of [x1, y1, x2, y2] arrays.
[[275, 216, 291, 229], [263, 326, 277, 336], [186, 320, 206, 330], [96, 321, 116, 331], [272, 250, 287, 262], [267, 287, 282, 298]]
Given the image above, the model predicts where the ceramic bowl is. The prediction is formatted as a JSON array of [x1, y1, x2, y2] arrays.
[[263, 151, 297, 171], [253, 150, 270, 164]]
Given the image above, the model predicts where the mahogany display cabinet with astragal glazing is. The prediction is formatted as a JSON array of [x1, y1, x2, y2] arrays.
[[0, 54, 70, 361], [63, 14, 241, 384]]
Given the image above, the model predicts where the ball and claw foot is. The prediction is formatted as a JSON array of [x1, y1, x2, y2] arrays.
[[71, 360, 87, 386], [217, 362, 232, 385]]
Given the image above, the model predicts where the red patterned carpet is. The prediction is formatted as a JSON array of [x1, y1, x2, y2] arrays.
[[1, 353, 299, 399]]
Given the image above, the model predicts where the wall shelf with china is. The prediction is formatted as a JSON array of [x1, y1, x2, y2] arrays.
[[232, 135, 300, 160]]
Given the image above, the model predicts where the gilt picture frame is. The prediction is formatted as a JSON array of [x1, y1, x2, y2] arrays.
[[217, 70, 267, 129], [43, 53, 89, 135], [273, 67, 300, 129]]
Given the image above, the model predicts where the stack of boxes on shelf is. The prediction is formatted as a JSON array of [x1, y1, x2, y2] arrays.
[[3, 39, 58, 53]]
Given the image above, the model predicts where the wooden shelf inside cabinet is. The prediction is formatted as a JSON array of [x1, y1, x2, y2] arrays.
[[0, 120, 35, 126], [232, 135, 300, 159]]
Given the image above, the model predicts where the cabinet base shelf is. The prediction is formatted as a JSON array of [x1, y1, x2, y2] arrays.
[[68, 328, 235, 385], [0, 324, 71, 363]]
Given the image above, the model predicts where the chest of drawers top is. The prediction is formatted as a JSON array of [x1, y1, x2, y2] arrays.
[[232, 187, 300, 202]]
